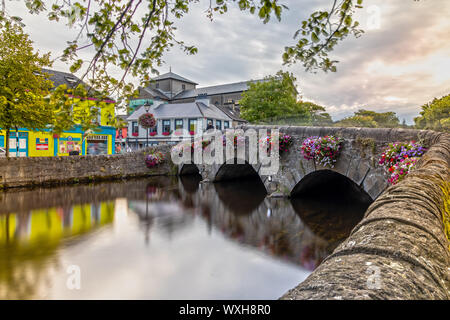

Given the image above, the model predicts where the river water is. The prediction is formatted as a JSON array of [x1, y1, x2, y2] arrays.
[[0, 175, 368, 299]]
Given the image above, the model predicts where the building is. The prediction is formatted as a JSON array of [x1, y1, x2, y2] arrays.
[[129, 71, 265, 126], [124, 71, 266, 148], [0, 69, 116, 157], [126, 95, 233, 149]]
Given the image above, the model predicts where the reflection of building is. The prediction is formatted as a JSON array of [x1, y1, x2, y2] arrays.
[[0, 69, 116, 157], [0, 202, 115, 245]]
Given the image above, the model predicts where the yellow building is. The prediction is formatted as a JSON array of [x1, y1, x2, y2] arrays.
[[0, 69, 117, 157]]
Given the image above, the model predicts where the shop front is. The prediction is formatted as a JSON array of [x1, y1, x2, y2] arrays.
[[86, 134, 109, 155]]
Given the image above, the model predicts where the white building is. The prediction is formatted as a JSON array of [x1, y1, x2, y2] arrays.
[[126, 95, 233, 148]]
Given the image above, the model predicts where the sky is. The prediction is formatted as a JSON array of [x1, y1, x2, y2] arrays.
[[5, 0, 450, 123]]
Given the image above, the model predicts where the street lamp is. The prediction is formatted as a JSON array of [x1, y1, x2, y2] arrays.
[[143, 101, 151, 148]]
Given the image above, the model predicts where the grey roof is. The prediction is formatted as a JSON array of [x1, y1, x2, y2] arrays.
[[172, 79, 265, 100], [127, 101, 232, 121], [140, 86, 169, 100], [216, 105, 247, 122], [41, 68, 90, 90], [152, 72, 198, 85]]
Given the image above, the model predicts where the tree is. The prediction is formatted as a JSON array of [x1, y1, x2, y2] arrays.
[[239, 71, 310, 123], [414, 94, 450, 132], [335, 115, 378, 128], [0, 0, 376, 102], [334, 109, 400, 128], [0, 23, 54, 157], [299, 101, 333, 126], [354, 109, 400, 128]]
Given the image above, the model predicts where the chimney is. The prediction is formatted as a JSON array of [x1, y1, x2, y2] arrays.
[[195, 93, 210, 106]]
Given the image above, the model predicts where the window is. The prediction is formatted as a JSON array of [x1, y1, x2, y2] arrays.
[[175, 119, 183, 130], [156, 83, 159, 89], [224, 121, 230, 129], [182, 84, 186, 90], [215, 120, 222, 130], [188, 119, 197, 132], [162, 120, 171, 133], [149, 124, 157, 133], [132, 121, 139, 134], [206, 119, 213, 129]]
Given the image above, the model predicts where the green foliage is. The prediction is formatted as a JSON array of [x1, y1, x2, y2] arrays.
[[354, 109, 400, 128], [240, 71, 310, 123], [0, 23, 53, 157], [283, 0, 365, 72], [300, 101, 333, 126], [414, 94, 450, 132], [335, 109, 400, 128]]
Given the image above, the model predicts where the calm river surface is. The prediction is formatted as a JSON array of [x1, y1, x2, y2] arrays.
[[0, 175, 367, 299]]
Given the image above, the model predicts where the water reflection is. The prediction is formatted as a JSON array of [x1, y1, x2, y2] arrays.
[[0, 174, 365, 299]]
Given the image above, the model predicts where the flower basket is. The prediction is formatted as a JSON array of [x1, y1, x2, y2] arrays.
[[132, 132, 138, 137], [174, 130, 183, 136], [379, 141, 427, 185], [189, 131, 195, 136], [149, 132, 157, 136], [145, 152, 164, 168], [258, 133, 293, 154], [138, 113, 156, 129], [301, 135, 343, 168], [162, 132, 170, 136], [53, 133, 60, 139]]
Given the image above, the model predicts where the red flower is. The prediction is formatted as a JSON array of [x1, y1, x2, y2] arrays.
[[149, 132, 157, 136], [132, 132, 138, 137]]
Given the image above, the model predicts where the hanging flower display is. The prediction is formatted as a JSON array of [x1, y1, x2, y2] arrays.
[[301, 135, 343, 168], [258, 133, 293, 154], [145, 151, 164, 168], [379, 141, 427, 185], [138, 113, 156, 129], [222, 134, 245, 148], [387, 157, 420, 185]]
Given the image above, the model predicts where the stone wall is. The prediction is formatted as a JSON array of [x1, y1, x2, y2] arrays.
[[0, 145, 175, 189], [281, 131, 450, 299]]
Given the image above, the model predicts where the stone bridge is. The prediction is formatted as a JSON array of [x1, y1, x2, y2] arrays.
[[178, 126, 440, 200]]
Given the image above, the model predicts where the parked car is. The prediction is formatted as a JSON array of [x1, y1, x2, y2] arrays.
[[0, 147, 6, 157]]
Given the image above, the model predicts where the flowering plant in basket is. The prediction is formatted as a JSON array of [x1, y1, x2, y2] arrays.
[[379, 141, 427, 185], [145, 151, 164, 168], [301, 135, 343, 168]]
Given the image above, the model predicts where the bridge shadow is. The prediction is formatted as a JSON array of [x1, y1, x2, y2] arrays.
[[291, 170, 372, 243]]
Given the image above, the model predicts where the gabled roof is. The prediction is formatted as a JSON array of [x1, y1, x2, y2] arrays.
[[140, 87, 169, 100], [126, 101, 232, 121], [152, 72, 198, 85], [172, 79, 265, 100], [41, 68, 90, 90], [216, 105, 247, 122]]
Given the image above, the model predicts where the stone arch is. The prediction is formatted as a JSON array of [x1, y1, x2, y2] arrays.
[[290, 169, 373, 205], [179, 163, 200, 176], [213, 158, 263, 184]]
